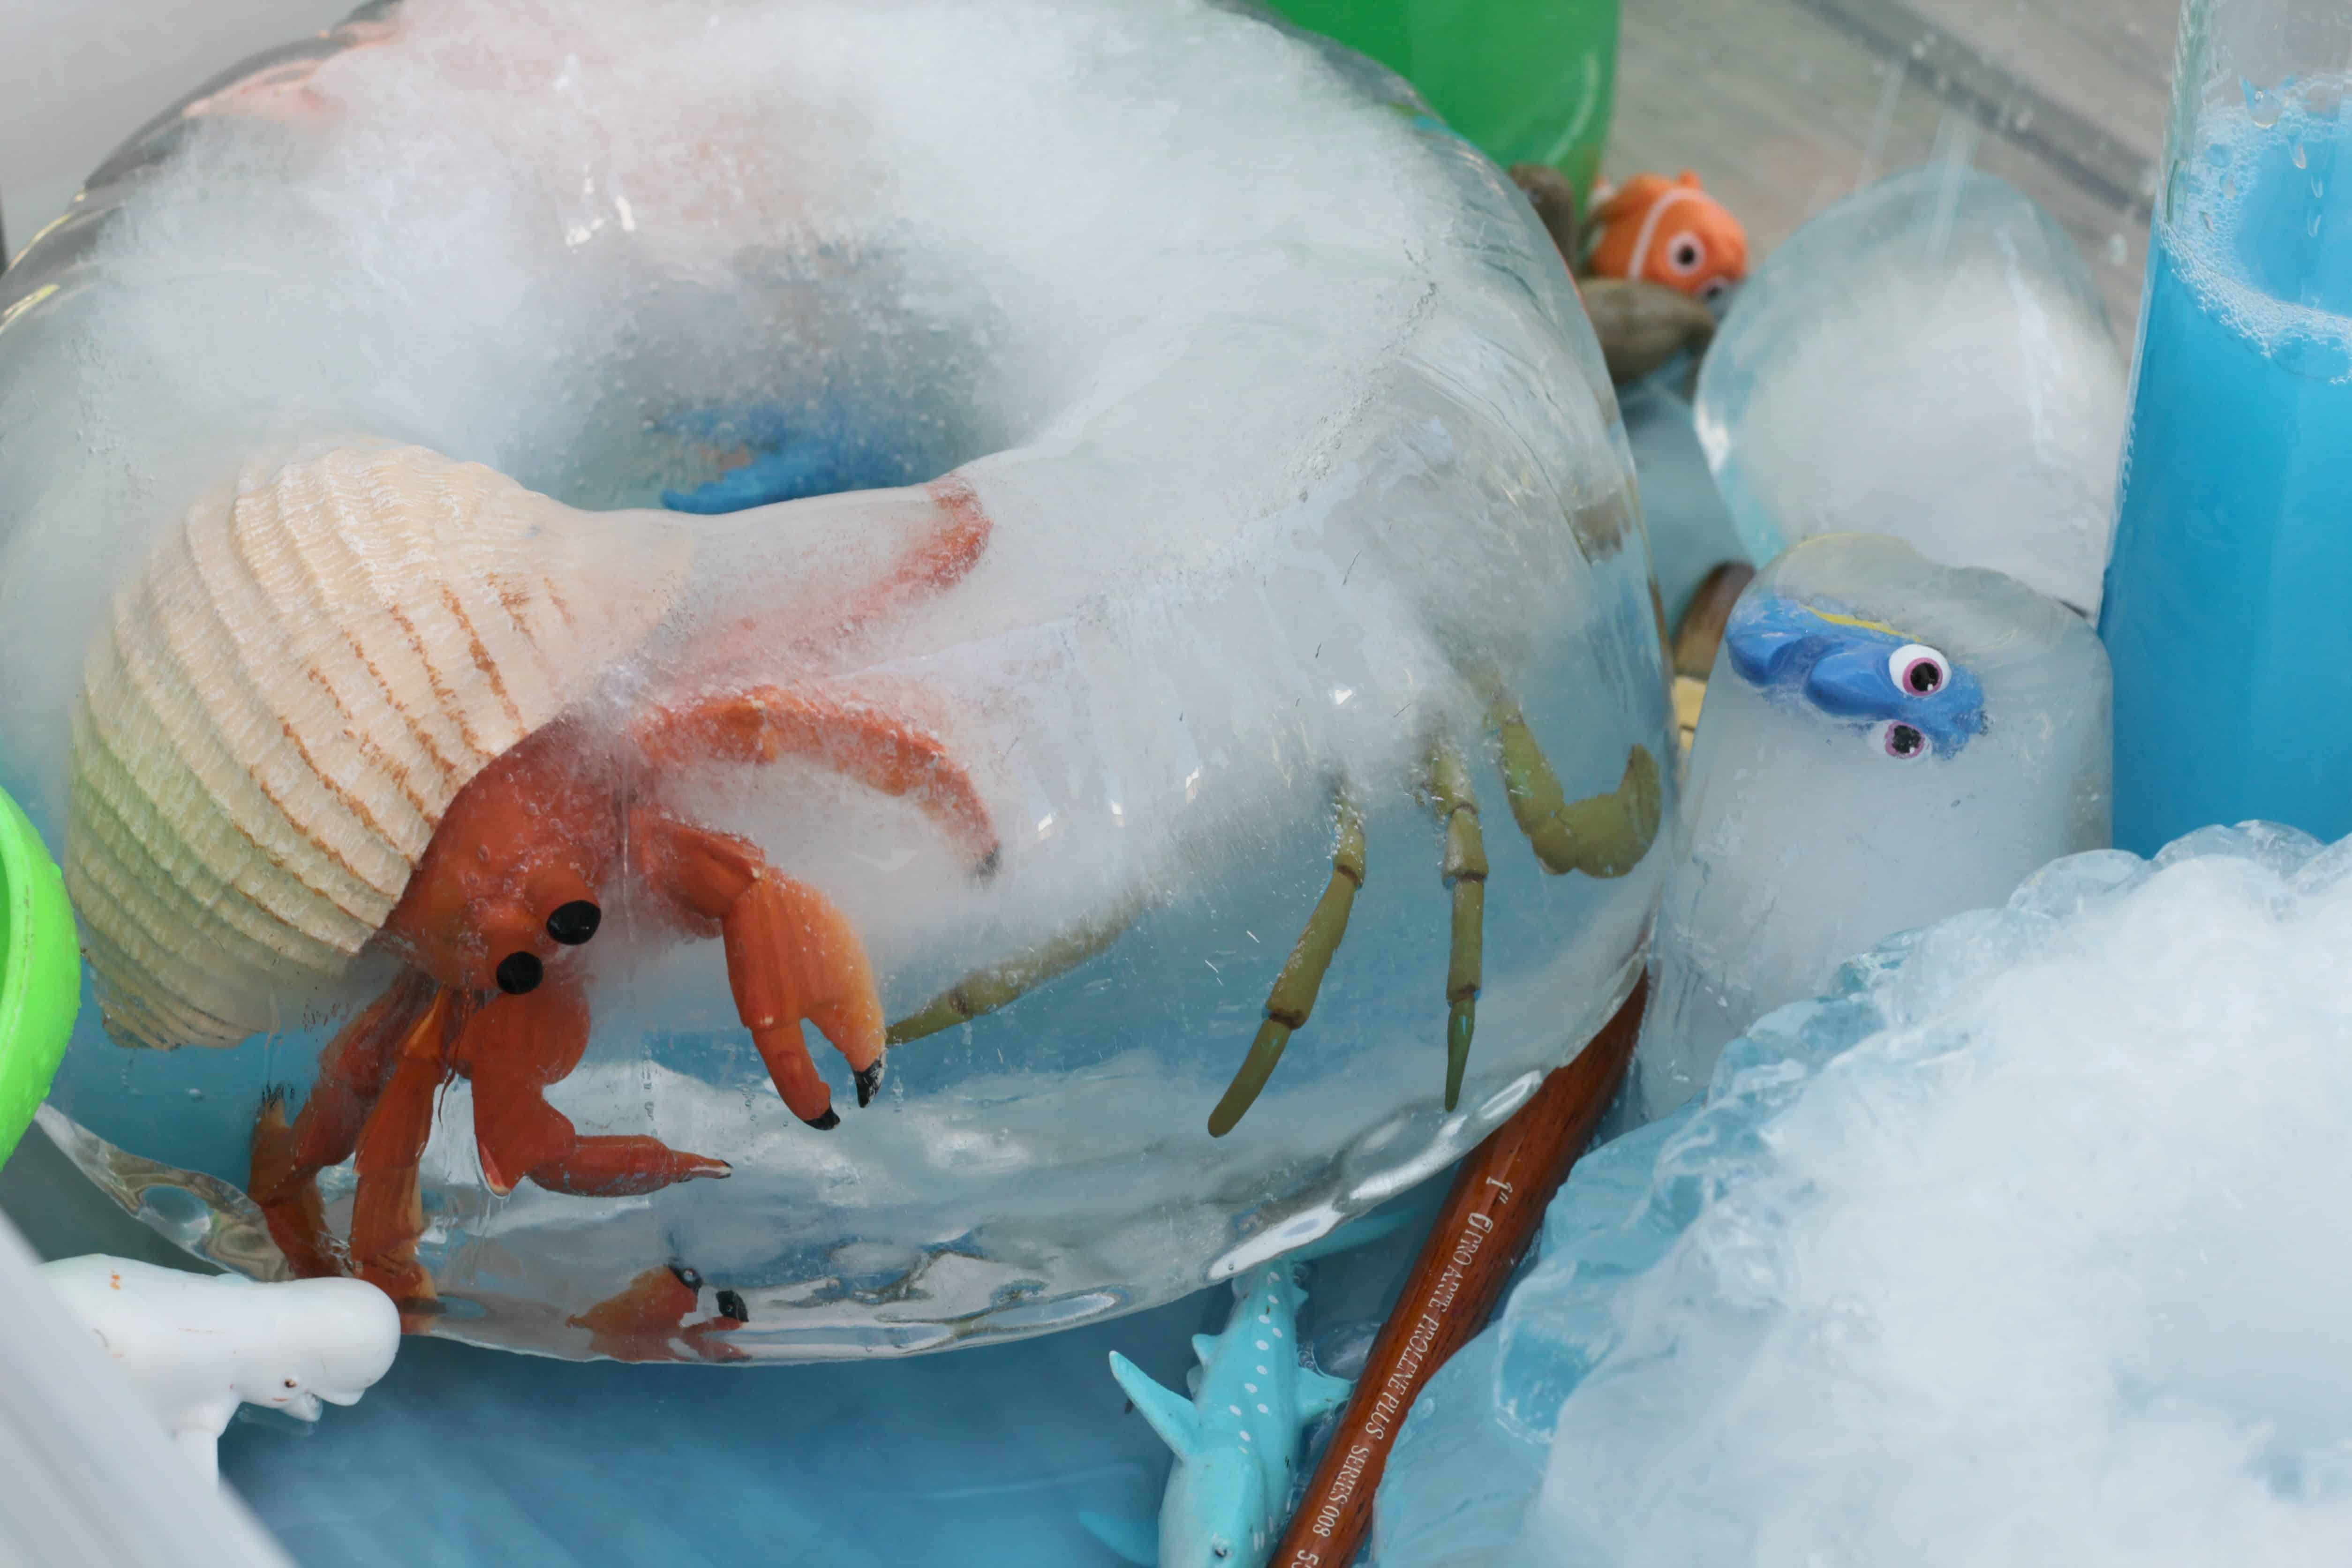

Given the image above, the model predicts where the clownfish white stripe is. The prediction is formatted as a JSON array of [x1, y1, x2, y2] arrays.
[[1625, 186, 1705, 280]]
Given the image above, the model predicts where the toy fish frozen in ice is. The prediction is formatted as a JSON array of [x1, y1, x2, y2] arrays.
[[1634, 535, 2111, 1123], [1720, 591, 1988, 760], [1510, 164, 1720, 387], [1585, 171, 1749, 300]]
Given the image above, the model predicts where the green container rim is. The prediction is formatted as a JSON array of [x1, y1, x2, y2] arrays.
[[0, 787, 79, 1162]]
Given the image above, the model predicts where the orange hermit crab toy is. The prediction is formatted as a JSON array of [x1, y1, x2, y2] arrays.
[[65, 440, 999, 1311]]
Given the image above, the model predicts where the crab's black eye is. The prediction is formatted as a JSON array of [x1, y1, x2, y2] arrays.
[[495, 951, 544, 994], [546, 900, 602, 946], [669, 1263, 703, 1291]]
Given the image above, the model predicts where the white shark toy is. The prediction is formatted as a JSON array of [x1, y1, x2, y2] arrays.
[[1086, 1262, 1354, 1568], [37, 1255, 400, 1483]]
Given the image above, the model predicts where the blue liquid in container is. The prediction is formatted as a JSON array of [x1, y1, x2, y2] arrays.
[[2102, 99, 2352, 852]]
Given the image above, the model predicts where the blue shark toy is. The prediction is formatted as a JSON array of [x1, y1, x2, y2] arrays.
[[1722, 591, 1987, 760], [1082, 1263, 1353, 1568]]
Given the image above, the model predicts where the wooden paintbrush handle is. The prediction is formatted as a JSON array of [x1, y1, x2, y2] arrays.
[[1273, 975, 1649, 1568]]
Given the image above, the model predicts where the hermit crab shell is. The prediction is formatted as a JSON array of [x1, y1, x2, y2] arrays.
[[67, 442, 691, 1049]]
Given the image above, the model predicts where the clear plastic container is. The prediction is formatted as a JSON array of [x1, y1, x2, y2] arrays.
[[2100, 0, 2352, 852]]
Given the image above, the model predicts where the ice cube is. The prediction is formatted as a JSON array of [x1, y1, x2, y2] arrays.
[[1693, 166, 2127, 616], [0, 0, 1667, 1358], [1632, 534, 2109, 1123]]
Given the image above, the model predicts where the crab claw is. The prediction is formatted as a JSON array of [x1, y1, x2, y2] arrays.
[[855, 1060, 887, 1107]]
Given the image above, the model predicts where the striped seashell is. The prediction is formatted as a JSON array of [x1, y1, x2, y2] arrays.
[[68, 442, 692, 1049]]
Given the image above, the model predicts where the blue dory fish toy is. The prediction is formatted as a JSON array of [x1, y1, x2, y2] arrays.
[[1723, 592, 1987, 759]]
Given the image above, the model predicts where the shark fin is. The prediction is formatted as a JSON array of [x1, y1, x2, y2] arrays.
[[1297, 1365, 1354, 1424], [1078, 1510, 1160, 1566], [1191, 1333, 1218, 1365], [1110, 1351, 1203, 1460]]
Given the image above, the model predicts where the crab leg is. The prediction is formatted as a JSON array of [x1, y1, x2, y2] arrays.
[[825, 475, 993, 641], [461, 980, 731, 1197], [705, 475, 995, 660], [1425, 743, 1488, 1112], [1208, 792, 1366, 1138], [886, 895, 1146, 1045], [1670, 561, 1757, 754], [250, 969, 440, 1280], [634, 683, 1000, 874], [1489, 700, 1663, 879], [636, 811, 886, 1129], [346, 986, 466, 1309]]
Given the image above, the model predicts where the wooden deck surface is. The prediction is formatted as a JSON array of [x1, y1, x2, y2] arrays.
[[1611, 0, 2183, 331]]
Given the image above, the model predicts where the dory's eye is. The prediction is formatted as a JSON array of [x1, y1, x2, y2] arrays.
[[1883, 721, 1929, 760], [495, 951, 544, 995], [546, 900, 602, 946], [1889, 643, 1948, 697], [1667, 233, 1704, 272]]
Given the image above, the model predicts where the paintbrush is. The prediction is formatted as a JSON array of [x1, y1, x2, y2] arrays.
[[1271, 975, 1647, 1568]]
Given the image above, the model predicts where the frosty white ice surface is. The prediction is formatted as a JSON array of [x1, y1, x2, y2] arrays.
[[1632, 533, 2108, 1122], [0, 1, 1665, 1355], [1380, 825, 2352, 1568], [1693, 166, 2127, 615]]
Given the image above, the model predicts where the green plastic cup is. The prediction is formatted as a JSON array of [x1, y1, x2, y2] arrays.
[[1268, 0, 1620, 200], [0, 788, 78, 1162]]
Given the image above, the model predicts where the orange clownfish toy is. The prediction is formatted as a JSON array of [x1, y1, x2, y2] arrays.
[[1585, 171, 1749, 301]]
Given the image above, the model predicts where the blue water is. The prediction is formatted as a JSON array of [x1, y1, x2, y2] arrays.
[[2103, 102, 2352, 852], [213, 1184, 1443, 1567], [225, 1303, 1186, 1567]]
